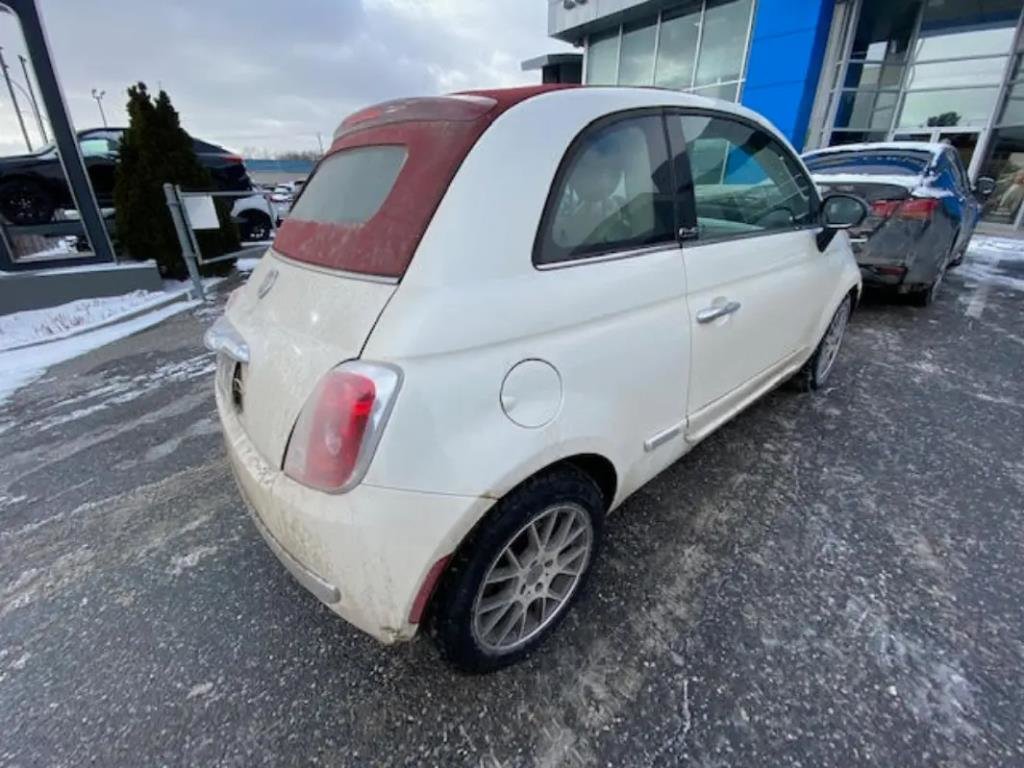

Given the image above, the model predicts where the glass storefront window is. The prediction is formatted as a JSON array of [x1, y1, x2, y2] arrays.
[[587, 28, 619, 85], [1001, 83, 1024, 126], [834, 90, 899, 130], [695, 0, 753, 87], [843, 61, 905, 90], [906, 57, 1009, 89], [618, 19, 657, 86], [692, 82, 739, 101], [916, 0, 1020, 60], [850, 0, 918, 61], [828, 130, 890, 145], [979, 127, 1024, 224], [897, 87, 1000, 128], [582, 0, 754, 100], [654, 3, 702, 89]]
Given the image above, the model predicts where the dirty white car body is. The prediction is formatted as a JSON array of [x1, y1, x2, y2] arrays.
[[207, 85, 864, 671]]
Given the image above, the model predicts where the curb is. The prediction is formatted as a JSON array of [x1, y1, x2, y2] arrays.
[[0, 288, 195, 354]]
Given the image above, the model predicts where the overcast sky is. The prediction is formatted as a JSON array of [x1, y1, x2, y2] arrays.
[[0, 0, 572, 157]]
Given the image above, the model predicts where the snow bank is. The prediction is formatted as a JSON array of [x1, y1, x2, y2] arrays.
[[958, 235, 1024, 293], [0, 290, 182, 352], [0, 300, 197, 407]]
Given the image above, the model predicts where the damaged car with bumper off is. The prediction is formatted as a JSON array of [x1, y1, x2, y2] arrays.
[[803, 142, 995, 306]]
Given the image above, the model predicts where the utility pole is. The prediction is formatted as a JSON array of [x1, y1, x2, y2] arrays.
[[0, 46, 33, 151], [316, 131, 324, 154], [17, 54, 48, 144], [91, 88, 107, 127]]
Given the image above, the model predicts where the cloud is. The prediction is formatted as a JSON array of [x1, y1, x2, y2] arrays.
[[0, 0, 573, 156]]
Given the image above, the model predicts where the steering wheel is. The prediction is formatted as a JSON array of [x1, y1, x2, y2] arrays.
[[750, 204, 796, 227]]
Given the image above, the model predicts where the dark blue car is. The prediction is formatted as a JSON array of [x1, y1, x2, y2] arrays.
[[803, 142, 995, 306]]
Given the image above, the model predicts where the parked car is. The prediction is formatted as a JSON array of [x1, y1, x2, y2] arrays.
[[205, 85, 865, 672], [803, 142, 995, 306], [268, 179, 305, 204], [0, 128, 252, 226], [231, 193, 288, 242]]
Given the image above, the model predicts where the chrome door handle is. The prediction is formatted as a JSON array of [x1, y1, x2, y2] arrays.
[[696, 300, 741, 324]]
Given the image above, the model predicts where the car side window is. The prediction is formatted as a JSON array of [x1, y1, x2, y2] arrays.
[[675, 114, 815, 242], [946, 150, 970, 194], [535, 114, 675, 266]]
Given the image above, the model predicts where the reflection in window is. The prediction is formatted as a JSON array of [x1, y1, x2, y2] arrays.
[[539, 117, 675, 264], [980, 126, 1024, 225], [679, 115, 814, 241], [586, 28, 619, 85], [834, 90, 899, 130], [1002, 83, 1024, 126], [618, 19, 657, 86], [850, 0, 917, 61], [655, 3, 702, 89], [916, 0, 1019, 60], [695, 0, 753, 87], [584, 0, 753, 100], [898, 88, 1000, 128], [906, 57, 1009, 89], [692, 82, 739, 102]]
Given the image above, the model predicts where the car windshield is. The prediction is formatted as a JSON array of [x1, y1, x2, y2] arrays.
[[804, 150, 931, 177]]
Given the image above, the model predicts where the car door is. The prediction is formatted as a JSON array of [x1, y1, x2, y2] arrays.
[[947, 149, 980, 250], [666, 110, 830, 442], [532, 110, 692, 485]]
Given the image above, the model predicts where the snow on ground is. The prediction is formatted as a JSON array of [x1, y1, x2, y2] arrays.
[[0, 300, 198, 408], [0, 290, 184, 352], [236, 256, 262, 273], [958, 235, 1024, 293]]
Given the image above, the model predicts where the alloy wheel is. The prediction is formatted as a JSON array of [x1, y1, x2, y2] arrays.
[[471, 503, 593, 653]]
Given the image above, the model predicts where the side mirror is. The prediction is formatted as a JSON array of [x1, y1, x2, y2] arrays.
[[817, 193, 869, 251], [974, 176, 996, 197]]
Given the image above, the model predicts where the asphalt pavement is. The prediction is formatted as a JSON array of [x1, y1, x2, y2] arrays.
[[1, 264, 1022, 767]]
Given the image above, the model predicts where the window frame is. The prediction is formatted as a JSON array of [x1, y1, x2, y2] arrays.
[[665, 107, 822, 246], [532, 107, 682, 269]]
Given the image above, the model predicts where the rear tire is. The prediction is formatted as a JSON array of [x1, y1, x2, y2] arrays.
[[793, 295, 852, 392], [0, 179, 55, 225], [429, 465, 604, 673], [239, 210, 272, 242]]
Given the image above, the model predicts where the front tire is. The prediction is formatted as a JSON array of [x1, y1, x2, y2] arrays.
[[429, 466, 604, 673], [0, 179, 55, 225], [793, 295, 852, 392]]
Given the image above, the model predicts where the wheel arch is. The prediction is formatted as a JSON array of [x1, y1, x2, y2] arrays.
[[417, 451, 617, 629]]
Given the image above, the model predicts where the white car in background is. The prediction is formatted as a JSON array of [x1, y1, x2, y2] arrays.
[[206, 85, 865, 672], [230, 191, 289, 242]]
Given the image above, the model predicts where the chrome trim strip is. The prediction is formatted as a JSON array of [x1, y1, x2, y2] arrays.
[[644, 420, 685, 452], [203, 315, 250, 364], [535, 242, 681, 271]]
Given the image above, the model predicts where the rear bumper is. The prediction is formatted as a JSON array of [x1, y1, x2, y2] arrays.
[[217, 385, 491, 644]]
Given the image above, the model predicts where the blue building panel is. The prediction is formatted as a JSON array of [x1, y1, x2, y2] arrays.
[[741, 0, 835, 149]]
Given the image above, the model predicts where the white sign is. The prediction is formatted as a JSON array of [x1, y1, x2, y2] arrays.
[[183, 195, 219, 230]]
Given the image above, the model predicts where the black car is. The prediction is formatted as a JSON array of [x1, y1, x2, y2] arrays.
[[803, 142, 995, 306], [0, 128, 252, 226]]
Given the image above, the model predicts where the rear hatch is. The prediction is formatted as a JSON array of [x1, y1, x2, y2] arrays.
[[219, 93, 514, 466]]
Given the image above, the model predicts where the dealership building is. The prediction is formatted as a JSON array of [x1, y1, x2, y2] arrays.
[[527, 0, 1024, 231]]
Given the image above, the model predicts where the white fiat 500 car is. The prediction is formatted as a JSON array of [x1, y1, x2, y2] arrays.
[[207, 85, 865, 672]]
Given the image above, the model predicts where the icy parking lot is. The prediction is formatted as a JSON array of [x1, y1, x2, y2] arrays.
[[1, 241, 1023, 767]]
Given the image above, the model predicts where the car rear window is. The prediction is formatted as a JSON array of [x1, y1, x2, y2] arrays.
[[804, 150, 931, 177], [288, 147, 406, 225]]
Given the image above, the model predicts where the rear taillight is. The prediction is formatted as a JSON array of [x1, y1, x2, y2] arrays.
[[870, 200, 902, 218], [870, 197, 939, 221], [225, 154, 244, 164], [895, 198, 939, 220], [283, 361, 401, 493]]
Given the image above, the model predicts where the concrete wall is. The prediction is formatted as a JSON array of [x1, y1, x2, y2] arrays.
[[0, 261, 163, 314], [741, 0, 835, 150]]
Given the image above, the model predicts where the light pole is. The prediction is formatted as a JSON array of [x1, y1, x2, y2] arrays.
[[91, 88, 107, 127], [17, 54, 48, 144], [0, 45, 33, 151]]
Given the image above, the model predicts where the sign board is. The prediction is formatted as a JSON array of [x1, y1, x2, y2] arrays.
[[183, 195, 219, 230]]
